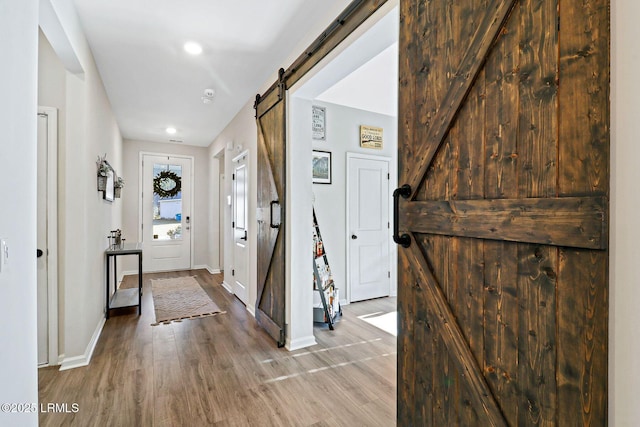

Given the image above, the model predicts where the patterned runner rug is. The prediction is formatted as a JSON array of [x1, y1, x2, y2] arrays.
[[150, 276, 223, 325]]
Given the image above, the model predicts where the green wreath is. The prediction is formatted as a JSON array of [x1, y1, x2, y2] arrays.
[[153, 170, 181, 198]]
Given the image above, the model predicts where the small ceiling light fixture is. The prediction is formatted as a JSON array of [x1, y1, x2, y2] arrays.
[[184, 41, 203, 55], [166, 127, 177, 135], [202, 88, 215, 104]]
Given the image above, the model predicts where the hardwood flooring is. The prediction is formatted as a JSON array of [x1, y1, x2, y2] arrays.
[[39, 270, 397, 426]]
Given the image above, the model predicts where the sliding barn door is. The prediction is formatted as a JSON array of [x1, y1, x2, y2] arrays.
[[254, 74, 286, 347], [397, 0, 609, 425]]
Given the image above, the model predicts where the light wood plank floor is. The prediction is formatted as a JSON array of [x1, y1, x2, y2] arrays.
[[39, 270, 397, 426]]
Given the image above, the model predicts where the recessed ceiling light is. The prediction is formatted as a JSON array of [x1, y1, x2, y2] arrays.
[[184, 42, 202, 55], [166, 127, 177, 134]]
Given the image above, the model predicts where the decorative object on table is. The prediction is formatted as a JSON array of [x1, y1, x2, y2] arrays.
[[360, 125, 383, 149], [153, 170, 181, 198], [150, 276, 225, 325], [107, 229, 124, 249], [312, 105, 326, 141], [96, 154, 110, 191], [312, 150, 332, 184], [114, 176, 124, 198]]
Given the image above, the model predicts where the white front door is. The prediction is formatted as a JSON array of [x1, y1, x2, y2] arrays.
[[232, 152, 249, 305], [142, 155, 192, 272], [348, 155, 391, 302]]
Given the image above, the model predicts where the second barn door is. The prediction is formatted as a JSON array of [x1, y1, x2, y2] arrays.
[[255, 77, 286, 347], [396, 0, 609, 425]]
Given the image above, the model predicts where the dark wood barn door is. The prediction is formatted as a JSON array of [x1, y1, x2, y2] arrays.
[[254, 72, 286, 347], [397, 0, 609, 425]]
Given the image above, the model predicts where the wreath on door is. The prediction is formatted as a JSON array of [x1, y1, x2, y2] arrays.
[[153, 170, 181, 198]]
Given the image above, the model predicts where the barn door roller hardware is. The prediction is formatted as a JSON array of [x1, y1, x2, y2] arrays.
[[393, 184, 411, 248]]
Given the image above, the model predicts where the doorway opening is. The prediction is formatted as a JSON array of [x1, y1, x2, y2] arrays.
[[288, 3, 399, 343]]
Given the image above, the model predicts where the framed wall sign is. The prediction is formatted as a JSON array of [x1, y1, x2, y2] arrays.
[[360, 125, 383, 149], [312, 150, 332, 184], [312, 105, 326, 141]]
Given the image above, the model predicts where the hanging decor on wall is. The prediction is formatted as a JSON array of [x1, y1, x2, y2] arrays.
[[97, 154, 110, 191], [312, 150, 332, 184], [312, 105, 326, 141], [114, 177, 125, 199], [154, 170, 182, 198], [360, 125, 383, 149]]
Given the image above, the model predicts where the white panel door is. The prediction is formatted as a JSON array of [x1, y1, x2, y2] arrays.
[[36, 113, 49, 366], [232, 152, 249, 305], [348, 156, 391, 302], [142, 155, 192, 272]]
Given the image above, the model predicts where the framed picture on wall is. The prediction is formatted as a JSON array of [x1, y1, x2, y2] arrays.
[[360, 125, 383, 149], [103, 161, 115, 202], [312, 105, 326, 141], [312, 150, 332, 184]]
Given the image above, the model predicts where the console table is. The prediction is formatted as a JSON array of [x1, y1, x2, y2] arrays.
[[105, 242, 142, 319]]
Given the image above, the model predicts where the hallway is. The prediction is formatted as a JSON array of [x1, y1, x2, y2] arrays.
[[38, 270, 396, 426]]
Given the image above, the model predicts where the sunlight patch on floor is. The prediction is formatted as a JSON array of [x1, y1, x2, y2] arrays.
[[358, 311, 397, 336]]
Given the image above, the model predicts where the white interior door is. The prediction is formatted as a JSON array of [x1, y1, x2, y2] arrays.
[[348, 155, 391, 302], [219, 173, 225, 271], [142, 155, 192, 272], [37, 107, 58, 367], [232, 152, 249, 305], [37, 112, 49, 366]]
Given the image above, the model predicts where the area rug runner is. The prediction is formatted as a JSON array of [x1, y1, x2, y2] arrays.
[[150, 276, 224, 325]]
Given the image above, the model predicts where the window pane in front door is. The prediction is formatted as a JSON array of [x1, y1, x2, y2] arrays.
[[152, 163, 183, 241]]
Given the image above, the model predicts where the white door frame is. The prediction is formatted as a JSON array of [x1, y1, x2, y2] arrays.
[[37, 106, 59, 367], [138, 152, 195, 270], [346, 152, 392, 304]]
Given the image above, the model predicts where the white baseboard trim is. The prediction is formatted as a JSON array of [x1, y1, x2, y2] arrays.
[[59, 316, 106, 371], [192, 264, 219, 274], [340, 299, 349, 306], [246, 304, 256, 318], [286, 335, 317, 351], [221, 280, 233, 293]]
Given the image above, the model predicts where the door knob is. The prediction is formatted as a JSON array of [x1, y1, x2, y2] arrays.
[[37, 249, 44, 258], [351, 234, 358, 240]]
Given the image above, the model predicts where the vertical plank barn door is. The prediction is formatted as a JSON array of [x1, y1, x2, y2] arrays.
[[254, 72, 286, 347], [397, 0, 609, 425]]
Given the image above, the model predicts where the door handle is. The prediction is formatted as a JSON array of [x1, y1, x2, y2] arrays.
[[270, 200, 281, 229], [393, 184, 411, 248], [37, 249, 44, 258], [351, 234, 358, 240], [240, 230, 248, 241]]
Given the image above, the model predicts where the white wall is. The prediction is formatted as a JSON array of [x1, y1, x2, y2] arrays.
[[121, 139, 211, 271], [611, 0, 640, 425], [209, 101, 258, 311], [286, 95, 316, 349], [0, 0, 39, 425], [38, 0, 124, 367]]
